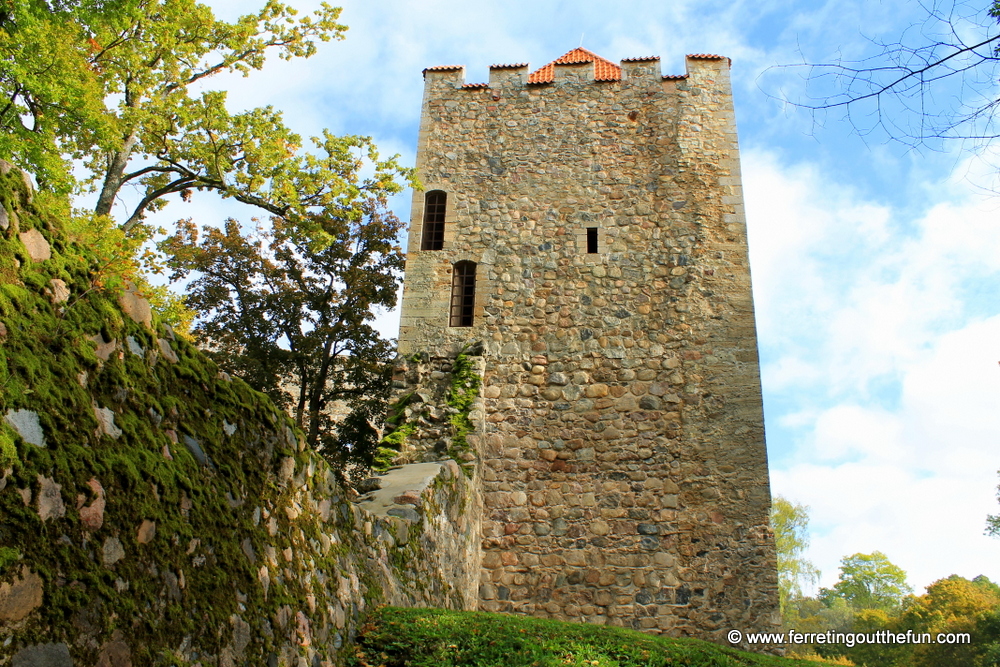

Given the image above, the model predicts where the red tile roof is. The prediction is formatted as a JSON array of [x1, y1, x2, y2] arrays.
[[662, 74, 689, 80], [422, 65, 463, 76], [621, 56, 660, 63], [528, 48, 622, 83], [490, 63, 529, 69], [461, 83, 489, 89], [687, 53, 726, 60]]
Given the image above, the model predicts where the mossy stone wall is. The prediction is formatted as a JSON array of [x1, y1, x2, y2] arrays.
[[0, 164, 479, 666]]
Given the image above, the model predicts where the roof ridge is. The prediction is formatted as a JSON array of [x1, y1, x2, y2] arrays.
[[528, 47, 622, 84]]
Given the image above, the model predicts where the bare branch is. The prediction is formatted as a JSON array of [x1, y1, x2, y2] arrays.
[[760, 0, 1000, 149]]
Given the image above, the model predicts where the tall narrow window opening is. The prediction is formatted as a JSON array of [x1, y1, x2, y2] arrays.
[[421, 191, 446, 250], [586, 227, 599, 254], [450, 261, 476, 327]]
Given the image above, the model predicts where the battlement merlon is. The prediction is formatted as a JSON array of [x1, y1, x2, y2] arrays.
[[488, 63, 528, 88], [421, 53, 732, 93]]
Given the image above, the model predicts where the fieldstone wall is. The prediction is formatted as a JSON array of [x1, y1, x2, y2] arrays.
[[386, 346, 487, 466], [395, 53, 779, 644], [0, 163, 479, 666]]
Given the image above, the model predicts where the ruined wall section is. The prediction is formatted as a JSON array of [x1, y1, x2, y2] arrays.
[[396, 55, 778, 644], [0, 165, 480, 667]]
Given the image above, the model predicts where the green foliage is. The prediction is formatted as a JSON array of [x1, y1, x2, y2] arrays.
[[371, 444, 399, 473], [791, 572, 1000, 666], [3, 0, 415, 477], [375, 393, 416, 471], [0, 424, 17, 469], [446, 350, 481, 457], [160, 165, 410, 474], [350, 606, 819, 667], [0, 546, 19, 573], [821, 551, 912, 612], [770, 496, 820, 620], [895, 575, 1000, 667], [1, 0, 353, 232], [0, 1, 117, 192]]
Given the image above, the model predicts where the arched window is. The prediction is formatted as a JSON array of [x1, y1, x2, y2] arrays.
[[449, 261, 476, 327], [421, 191, 446, 250]]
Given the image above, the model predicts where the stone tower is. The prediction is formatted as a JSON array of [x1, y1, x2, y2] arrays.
[[394, 48, 778, 642]]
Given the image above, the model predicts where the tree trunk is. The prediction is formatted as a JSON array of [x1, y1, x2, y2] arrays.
[[95, 131, 138, 218]]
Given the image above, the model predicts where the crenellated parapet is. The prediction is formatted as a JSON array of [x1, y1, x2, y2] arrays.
[[421, 50, 731, 93]]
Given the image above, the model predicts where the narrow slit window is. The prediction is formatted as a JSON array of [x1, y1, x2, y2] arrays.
[[421, 191, 446, 250], [449, 261, 476, 327], [586, 227, 599, 254]]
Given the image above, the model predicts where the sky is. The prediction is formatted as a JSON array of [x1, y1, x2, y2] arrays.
[[127, 0, 1000, 596]]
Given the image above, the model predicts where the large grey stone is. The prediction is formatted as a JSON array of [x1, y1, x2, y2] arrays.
[[49, 278, 70, 303], [157, 338, 179, 363], [5, 409, 45, 447], [232, 614, 252, 657], [87, 334, 117, 361], [36, 474, 65, 521], [353, 462, 444, 518], [277, 456, 295, 485], [118, 284, 152, 329], [18, 229, 50, 262], [102, 536, 125, 566], [387, 506, 420, 522], [93, 406, 123, 439], [183, 434, 213, 468], [126, 336, 143, 357], [13, 643, 73, 667]]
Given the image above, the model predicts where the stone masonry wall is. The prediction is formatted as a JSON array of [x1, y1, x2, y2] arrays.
[[0, 163, 479, 667], [395, 54, 779, 645]]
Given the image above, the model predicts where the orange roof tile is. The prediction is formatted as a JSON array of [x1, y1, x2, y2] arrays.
[[461, 83, 489, 89], [528, 48, 622, 83], [422, 65, 463, 77], [621, 56, 660, 63], [490, 63, 529, 69], [687, 53, 726, 60]]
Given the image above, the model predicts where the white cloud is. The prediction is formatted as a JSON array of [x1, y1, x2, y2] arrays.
[[752, 147, 1000, 592]]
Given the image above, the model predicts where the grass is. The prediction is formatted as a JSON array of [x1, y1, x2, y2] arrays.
[[349, 606, 822, 667]]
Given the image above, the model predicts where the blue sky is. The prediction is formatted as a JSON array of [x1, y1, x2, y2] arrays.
[[135, 0, 1000, 594]]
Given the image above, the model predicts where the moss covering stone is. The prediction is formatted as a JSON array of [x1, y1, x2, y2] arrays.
[[380, 347, 484, 470], [0, 165, 478, 666]]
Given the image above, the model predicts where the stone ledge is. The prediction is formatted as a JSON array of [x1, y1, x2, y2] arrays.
[[353, 460, 461, 521]]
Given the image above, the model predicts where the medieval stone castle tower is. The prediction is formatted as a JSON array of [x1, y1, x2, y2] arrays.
[[393, 48, 778, 641]]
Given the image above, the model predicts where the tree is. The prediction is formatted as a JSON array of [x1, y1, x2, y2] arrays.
[[770, 495, 821, 618], [1, 0, 354, 232], [895, 575, 1000, 667], [764, 0, 1000, 152], [986, 469, 1000, 537], [822, 551, 913, 611], [160, 138, 407, 475], [3, 0, 417, 473]]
